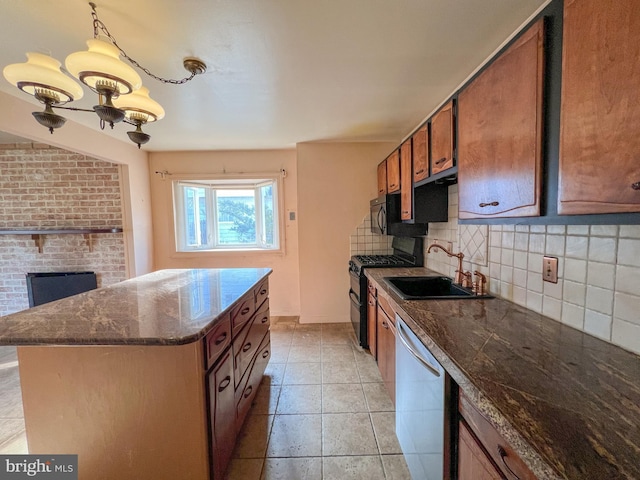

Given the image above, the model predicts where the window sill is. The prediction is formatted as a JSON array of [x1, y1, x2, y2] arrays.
[[170, 248, 285, 259]]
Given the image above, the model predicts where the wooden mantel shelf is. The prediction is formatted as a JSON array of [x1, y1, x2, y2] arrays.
[[0, 228, 124, 253]]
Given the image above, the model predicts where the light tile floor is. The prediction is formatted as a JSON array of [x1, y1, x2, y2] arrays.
[[225, 318, 411, 479], [0, 319, 411, 479]]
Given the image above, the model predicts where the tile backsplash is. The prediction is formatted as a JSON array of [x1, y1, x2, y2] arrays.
[[349, 215, 393, 256], [426, 184, 640, 355]]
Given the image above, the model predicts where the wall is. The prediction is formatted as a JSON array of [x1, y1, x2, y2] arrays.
[[0, 91, 153, 277], [0, 143, 126, 316], [148, 149, 299, 316], [297, 142, 395, 323], [426, 185, 640, 356]]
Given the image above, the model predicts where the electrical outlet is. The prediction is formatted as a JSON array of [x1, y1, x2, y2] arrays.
[[543, 256, 558, 283]]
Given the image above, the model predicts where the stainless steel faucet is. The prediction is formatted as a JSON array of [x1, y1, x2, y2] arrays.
[[426, 242, 465, 285]]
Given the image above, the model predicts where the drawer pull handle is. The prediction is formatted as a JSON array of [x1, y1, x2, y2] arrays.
[[260, 289, 267, 295], [415, 168, 425, 175], [214, 332, 227, 345], [242, 342, 252, 353], [243, 385, 253, 398], [241, 307, 251, 315], [389, 183, 398, 189], [497, 446, 521, 480], [479, 201, 499, 207], [632, 182, 640, 190], [261, 316, 268, 324], [262, 349, 270, 359], [434, 156, 447, 165], [218, 376, 231, 392]]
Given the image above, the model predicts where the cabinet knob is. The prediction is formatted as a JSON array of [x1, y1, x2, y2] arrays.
[[261, 315, 268, 324], [415, 168, 425, 175], [241, 307, 250, 315], [260, 289, 267, 295], [262, 349, 270, 359], [497, 446, 521, 480], [434, 157, 447, 165], [479, 201, 500, 207], [389, 183, 398, 189], [632, 182, 640, 190], [242, 342, 252, 353], [214, 332, 227, 345], [218, 376, 231, 392], [243, 385, 253, 398]]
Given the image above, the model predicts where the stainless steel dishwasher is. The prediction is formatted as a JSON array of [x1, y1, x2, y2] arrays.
[[395, 315, 449, 479]]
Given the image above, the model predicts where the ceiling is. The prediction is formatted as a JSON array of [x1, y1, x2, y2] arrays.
[[0, 0, 547, 152]]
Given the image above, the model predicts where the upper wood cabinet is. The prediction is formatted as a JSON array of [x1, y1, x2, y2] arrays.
[[412, 126, 429, 183], [386, 150, 401, 193], [457, 19, 544, 219], [431, 101, 455, 175], [558, 0, 640, 214], [377, 160, 387, 196], [400, 139, 413, 220]]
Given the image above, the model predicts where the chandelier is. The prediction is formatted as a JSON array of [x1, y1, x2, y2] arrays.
[[2, 2, 206, 148]]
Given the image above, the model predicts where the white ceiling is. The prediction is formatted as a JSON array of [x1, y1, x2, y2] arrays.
[[0, 0, 548, 151]]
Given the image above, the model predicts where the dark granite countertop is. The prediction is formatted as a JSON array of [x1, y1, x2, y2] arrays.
[[366, 267, 640, 480], [0, 268, 272, 346]]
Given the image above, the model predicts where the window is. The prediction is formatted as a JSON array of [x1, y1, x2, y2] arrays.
[[174, 177, 280, 252]]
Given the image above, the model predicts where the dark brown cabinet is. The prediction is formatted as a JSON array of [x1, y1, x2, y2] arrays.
[[457, 19, 544, 219], [400, 139, 413, 220], [458, 420, 503, 480], [208, 350, 236, 480], [558, 0, 640, 214], [367, 282, 377, 359], [386, 150, 401, 194], [377, 160, 387, 196], [412, 126, 429, 183], [430, 101, 455, 175], [376, 295, 396, 405]]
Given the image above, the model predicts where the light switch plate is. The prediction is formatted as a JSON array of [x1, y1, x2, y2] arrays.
[[543, 256, 558, 283]]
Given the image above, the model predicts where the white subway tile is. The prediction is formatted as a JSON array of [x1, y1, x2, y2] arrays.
[[619, 225, 640, 239], [546, 235, 566, 256], [530, 225, 546, 233], [543, 279, 563, 300], [588, 236, 617, 264], [528, 253, 543, 273], [543, 296, 562, 321], [513, 252, 528, 269], [501, 265, 513, 284], [490, 231, 502, 248], [615, 265, 640, 296], [585, 286, 614, 315], [514, 233, 528, 251], [529, 234, 545, 254], [563, 280, 586, 307], [501, 249, 514, 267], [613, 292, 640, 326], [561, 302, 585, 330], [567, 225, 590, 235], [502, 232, 515, 249], [586, 262, 615, 289], [584, 310, 612, 341], [512, 286, 527, 306], [526, 291, 543, 313], [565, 236, 588, 259], [513, 268, 528, 288], [611, 319, 640, 355], [547, 225, 566, 235], [503, 225, 515, 232], [489, 262, 500, 279], [489, 246, 501, 263], [515, 225, 529, 232], [590, 225, 618, 237], [527, 271, 543, 293], [500, 281, 513, 301], [617, 238, 640, 267]]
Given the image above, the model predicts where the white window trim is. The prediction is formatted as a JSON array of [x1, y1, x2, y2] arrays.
[[171, 173, 285, 255]]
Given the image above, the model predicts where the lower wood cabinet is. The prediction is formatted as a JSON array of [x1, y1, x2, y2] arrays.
[[367, 282, 377, 359], [376, 296, 396, 405], [459, 392, 536, 480], [208, 349, 236, 480]]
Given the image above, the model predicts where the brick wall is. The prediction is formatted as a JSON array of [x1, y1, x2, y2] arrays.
[[0, 142, 126, 316]]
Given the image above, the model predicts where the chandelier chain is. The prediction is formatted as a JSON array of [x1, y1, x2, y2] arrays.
[[90, 5, 197, 85]]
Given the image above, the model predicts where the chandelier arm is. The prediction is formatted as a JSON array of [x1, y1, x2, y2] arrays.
[[89, 3, 199, 85]]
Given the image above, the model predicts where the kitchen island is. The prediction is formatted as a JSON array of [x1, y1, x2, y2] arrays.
[[0, 268, 272, 480], [366, 267, 640, 480]]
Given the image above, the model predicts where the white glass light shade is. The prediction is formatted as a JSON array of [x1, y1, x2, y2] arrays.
[[3, 52, 84, 104], [112, 86, 165, 123], [65, 38, 142, 96]]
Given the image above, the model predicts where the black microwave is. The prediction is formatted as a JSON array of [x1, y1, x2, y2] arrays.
[[370, 195, 428, 237]]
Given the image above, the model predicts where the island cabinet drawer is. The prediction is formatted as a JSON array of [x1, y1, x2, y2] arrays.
[[231, 293, 256, 335], [204, 313, 231, 370], [233, 301, 270, 387], [236, 334, 271, 432], [254, 279, 269, 309], [459, 392, 536, 480]]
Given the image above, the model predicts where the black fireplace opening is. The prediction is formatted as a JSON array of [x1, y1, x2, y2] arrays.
[[26, 272, 98, 307]]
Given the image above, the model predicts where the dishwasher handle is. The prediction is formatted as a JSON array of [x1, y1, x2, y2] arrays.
[[396, 319, 441, 378]]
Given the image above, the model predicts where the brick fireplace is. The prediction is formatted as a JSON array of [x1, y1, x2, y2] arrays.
[[0, 141, 126, 316]]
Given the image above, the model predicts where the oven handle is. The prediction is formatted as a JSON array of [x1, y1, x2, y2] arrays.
[[396, 319, 440, 378], [349, 289, 360, 305]]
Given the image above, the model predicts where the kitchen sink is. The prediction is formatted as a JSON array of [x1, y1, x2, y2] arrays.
[[383, 276, 493, 300]]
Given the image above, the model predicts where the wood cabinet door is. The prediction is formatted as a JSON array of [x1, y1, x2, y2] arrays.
[[400, 139, 413, 220], [377, 160, 387, 196], [431, 101, 454, 175], [386, 150, 401, 193], [458, 421, 503, 480], [413, 126, 429, 183], [367, 289, 377, 359], [208, 350, 235, 480], [376, 304, 396, 405], [558, 0, 640, 214], [457, 19, 544, 219]]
